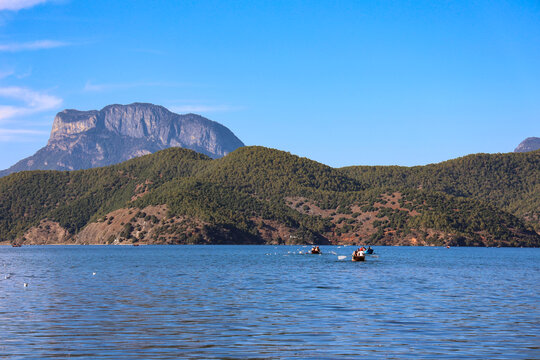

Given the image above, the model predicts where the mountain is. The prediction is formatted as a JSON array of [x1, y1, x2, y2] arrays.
[[0, 103, 244, 177], [341, 150, 540, 230], [0, 146, 538, 247], [514, 137, 540, 153]]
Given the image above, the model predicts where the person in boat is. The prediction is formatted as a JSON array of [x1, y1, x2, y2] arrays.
[[353, 248, 365, 257]]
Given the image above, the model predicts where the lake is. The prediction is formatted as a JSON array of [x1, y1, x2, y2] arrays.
[[0, 245, 538, 359]]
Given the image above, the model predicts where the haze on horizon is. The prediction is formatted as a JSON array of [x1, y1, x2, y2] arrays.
[[0, 0, 539, 169]]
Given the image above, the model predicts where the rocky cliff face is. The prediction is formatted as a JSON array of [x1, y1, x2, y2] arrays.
[[514, 137, 540, 153], [0, 103, 244, 176]]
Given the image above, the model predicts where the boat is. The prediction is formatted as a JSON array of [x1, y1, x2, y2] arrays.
[[310, 246, 321, 254], [352, 254, 365, 262]]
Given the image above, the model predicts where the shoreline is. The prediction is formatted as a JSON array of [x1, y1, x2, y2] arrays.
[[0, 243, 535, 248]]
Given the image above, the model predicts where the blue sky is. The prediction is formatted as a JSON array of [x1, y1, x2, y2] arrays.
[[0, 0, 539, 169]]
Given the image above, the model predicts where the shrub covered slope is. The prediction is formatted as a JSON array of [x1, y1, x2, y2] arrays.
[[1, 146, 538, 246]]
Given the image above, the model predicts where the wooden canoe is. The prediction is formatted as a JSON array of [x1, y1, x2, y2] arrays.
[[352, 254, 365, 262]]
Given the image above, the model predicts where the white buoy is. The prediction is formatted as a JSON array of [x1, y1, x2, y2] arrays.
[[92, 272, 96, 276], [23, 283, 28, 287]]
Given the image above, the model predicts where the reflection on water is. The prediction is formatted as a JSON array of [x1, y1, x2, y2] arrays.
[[0, 246, 539, 359]]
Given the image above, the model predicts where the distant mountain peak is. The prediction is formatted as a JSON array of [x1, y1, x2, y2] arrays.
[[1, 103, 244, 177], [514, 137, 540, 153]]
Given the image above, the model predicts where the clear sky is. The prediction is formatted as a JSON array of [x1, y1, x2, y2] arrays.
[[0, 0, 539, 169]]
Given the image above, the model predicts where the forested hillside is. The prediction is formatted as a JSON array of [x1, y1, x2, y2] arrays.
[[1, 147, 538, 247], [341, 150, 540, 230]]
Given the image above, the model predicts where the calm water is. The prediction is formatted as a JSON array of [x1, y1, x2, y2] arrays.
[[0, 245, 538, 359]]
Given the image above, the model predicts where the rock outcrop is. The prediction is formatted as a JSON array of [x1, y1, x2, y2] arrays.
[[514, 137, 540, 153], [0, 103, 244, 177]]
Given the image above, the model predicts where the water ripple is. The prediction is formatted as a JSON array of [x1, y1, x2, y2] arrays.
[[0, 245, 538, 359]]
